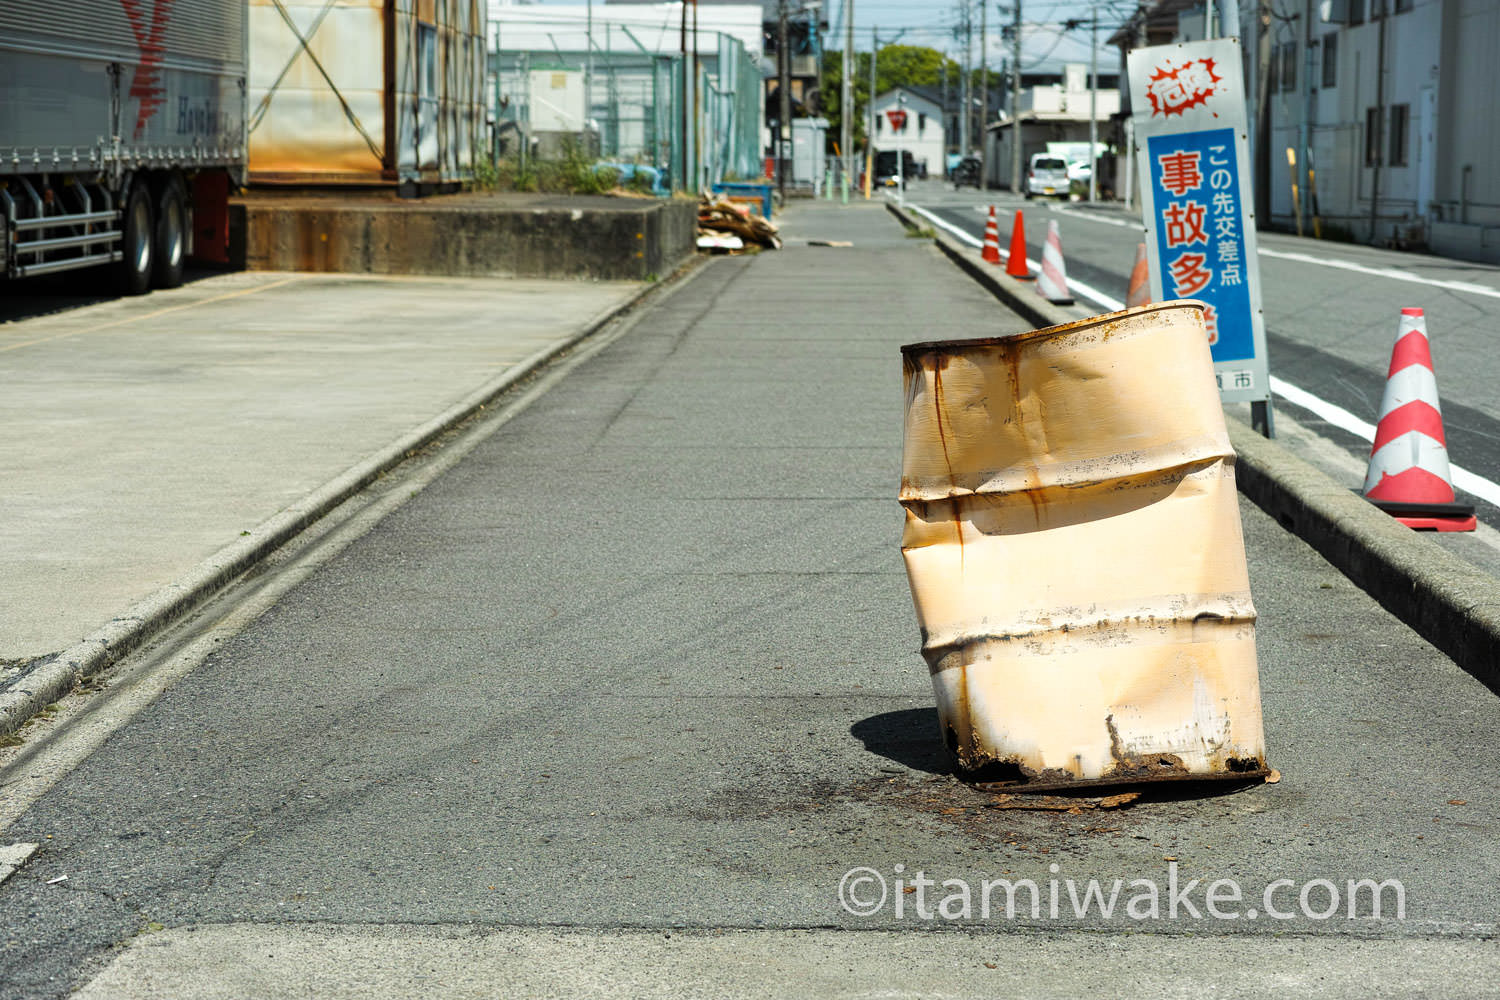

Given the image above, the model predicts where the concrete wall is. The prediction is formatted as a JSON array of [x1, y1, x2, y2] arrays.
[[1430, 0, 1500, 262], [232, 194, 697, 281]]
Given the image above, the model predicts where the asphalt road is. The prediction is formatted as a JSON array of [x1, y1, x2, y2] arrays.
[[903, 181, 1500, 533], [2, 202, 1499, 997]]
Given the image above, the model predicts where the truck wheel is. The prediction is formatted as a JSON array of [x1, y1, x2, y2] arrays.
[[116, 183, 154, 296], [152, 180, 186, 289]]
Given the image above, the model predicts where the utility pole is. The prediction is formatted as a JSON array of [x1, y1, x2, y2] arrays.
[[1368, 9, 1386, 244], [1299, 0, 1314, 235], [941, 59, 949, 156], [1088, 4, 1098, 201], [1254, 2, 1270, 220], [1009, 0, 1021, 194], [979, 0, 987, 187], [585, 0, 593, 153], [679, 0, 688, 191], [842, 0, 853, 203], [866, 26, 877, 198], [959, 2, 971, 157], [778, 0, 792, 200], [692, 0, 700, 190]]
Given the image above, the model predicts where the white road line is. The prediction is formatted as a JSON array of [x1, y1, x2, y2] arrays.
[[907, 202, 985, 248], [906, 198, 1500, 511], [1044, 203, 1500, 302], [905, 201, 1125, 313], [1257, 248, 1500, 302], [1267, 375, 1500, 508], [1046, 203, 1500, 301], [1051, 203, 1142, 231]]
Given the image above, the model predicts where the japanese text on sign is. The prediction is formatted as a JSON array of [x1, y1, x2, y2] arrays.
[[1147, 128, 1254, 363]]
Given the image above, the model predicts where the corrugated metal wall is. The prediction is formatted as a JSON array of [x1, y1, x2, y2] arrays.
[[0, 0, 245, 168], [0, 0, 244, 68], [248, 0, 483, 185]]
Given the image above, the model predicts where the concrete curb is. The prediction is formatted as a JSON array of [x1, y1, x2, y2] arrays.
[[889, 197, 1500, 695], [1229, 422, 1500, 693], [0, 258, 706, 738], [885, 200, 1085, 331]]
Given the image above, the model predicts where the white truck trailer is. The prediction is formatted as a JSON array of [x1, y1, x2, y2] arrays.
[[0, 0, 247, 293]]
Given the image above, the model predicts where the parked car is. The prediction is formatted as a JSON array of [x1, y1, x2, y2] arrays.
[[1025, 154, 1071, 200], [875, 150, 918, 186], [951, 156, 982, 189]]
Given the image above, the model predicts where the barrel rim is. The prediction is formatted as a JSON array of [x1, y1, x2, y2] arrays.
[[899, 299, 1207, 356]]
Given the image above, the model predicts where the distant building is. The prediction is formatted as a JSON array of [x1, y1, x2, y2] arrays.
[[872, 87, 946, 178], [605, 0, 827, 164], [985, 63, 1120, 191]]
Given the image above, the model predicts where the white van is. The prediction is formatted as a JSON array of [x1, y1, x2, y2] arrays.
[[1025, 153, 1071, 199]]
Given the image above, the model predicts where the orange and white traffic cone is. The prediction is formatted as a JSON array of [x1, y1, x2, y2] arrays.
[[1005, 210, 1031, 279], [1363, 308, 1476, 531], [1127, 242, 1152, 308], [1035, 219, 1073, 305], [981, 206, 1002, 264]]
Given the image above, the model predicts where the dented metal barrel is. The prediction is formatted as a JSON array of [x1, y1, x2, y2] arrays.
[[899, 301, 1269, 790]]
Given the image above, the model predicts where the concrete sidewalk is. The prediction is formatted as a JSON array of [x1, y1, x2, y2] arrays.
[[1, 270, 645, 700]]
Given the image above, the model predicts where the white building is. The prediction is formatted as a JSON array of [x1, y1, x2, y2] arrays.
[[871, 87, 946, 178], [986, 64, 1120, 191]]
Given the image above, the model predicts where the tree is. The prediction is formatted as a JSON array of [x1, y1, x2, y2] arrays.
[[820, 45, 960, 155]]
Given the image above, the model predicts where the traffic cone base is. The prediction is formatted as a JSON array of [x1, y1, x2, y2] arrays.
[[1361, 307, 1475, 531], [1005, 211, 1031, 279], [981, 206, 1002, 265]]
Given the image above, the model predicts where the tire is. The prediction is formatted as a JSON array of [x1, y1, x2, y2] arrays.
[[152, 179, 186, 289], [116, 181, 154, 296]]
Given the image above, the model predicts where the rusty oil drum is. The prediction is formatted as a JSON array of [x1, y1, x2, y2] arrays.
[[899, 301, 1270, 791]]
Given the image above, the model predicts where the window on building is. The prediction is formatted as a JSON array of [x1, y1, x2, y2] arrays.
[[1349, 0, 1365, 24], [1268, 45, 1280, 93], [1369, 0, 1385, 17], [1322, 33, 1338, 88], [1281, 42, 1297, 91], [1389, 103, 1409, 166], [1395, 0, 1412, 10], [1365, 107, 1383, 166]]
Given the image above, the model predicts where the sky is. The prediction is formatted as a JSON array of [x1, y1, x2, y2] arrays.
[[825, 0, 1121, 73], [513, 1, 1139, 74]]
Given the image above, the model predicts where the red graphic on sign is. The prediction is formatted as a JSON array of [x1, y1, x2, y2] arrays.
[[1145, 57, 1222, 118], [1169, 252, 1213, 297], [120, 0, 175, 140], [1157, 151, 1204, 197], [886, 109, 908, 131], [1164, 201, 1208, 248]]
